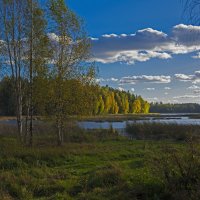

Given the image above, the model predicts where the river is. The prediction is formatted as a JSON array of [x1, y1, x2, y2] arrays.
[[78, 114, 200, 134]]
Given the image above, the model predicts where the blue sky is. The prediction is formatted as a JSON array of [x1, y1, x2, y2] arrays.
[[67, 0, 200, 103]]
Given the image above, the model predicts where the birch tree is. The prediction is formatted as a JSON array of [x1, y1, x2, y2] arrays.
[[48, 0, 92, 145], [24, 0, 50, 146], [0, 0, 50, 144], [0, 0, 28, 141]]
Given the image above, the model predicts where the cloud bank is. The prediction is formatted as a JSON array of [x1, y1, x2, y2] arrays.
[[91, 24, 200, 64], [120, 75, 171, 84]]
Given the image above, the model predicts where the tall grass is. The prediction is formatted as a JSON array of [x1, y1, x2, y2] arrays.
[[0, 121, 122, 147], [126, 122, 200, 141], [1, 121, 200, 199], [149, 140, 200, 199]]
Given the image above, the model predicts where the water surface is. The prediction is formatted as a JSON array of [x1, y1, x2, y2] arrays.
[[78, 114, 200, 134]]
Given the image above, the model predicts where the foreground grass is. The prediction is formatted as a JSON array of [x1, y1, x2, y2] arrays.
[[0, 134, 172, 200], [0, 123, 200, 200]]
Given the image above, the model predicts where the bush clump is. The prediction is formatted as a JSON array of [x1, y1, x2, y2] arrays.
[[126, 122, 200, 141], [150, 141, 200, 199], [86, 164, 124, 190]]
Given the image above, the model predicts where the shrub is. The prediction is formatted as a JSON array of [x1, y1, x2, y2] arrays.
[[33, 182, 65, 198], [85, 164, 124, 191], [126, 122, 200, 141], [149, 140, 200, 199]]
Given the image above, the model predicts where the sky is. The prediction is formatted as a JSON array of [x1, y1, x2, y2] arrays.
[[67, 0, 200, 104]]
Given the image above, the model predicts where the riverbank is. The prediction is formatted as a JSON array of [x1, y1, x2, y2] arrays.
[[71, 113, 200, 122], [1, 113, 200, 123]]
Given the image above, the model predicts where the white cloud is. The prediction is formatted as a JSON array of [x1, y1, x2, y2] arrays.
[[102, 34, 118, 38], [120, 75, 171, 84], [188, 85, 200, 90], [146, 97, 158, 102], [93, 50, 171, 64], [91, 24, 200, 64], [96, 77, 118, 83], [173, 95, 200, 99], [164, 87, 171, 90], [172, 24, 200, 46], [121, 34, 128, 37], [90, 37, 99, 41], [168, 99, 179, 103], [174, 74, 195, 82], [145, 88, 155, 91], [118, 87, 125, 91], [110, 77, 118, 82], [175, 71, 200, 83], [131, 88, 135, 92], [47, 33, 59, 42], [192, 52, 200, 59], [95, 78, 105, 83], [138, 28, 167, 38]]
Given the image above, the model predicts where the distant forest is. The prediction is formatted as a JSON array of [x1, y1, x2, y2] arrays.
[[0, 77, 150, 116], [150, 103, 200, 113], [1, 76, 200, 116], [94, 86, 150, 115], [2, 76, 200, 115]]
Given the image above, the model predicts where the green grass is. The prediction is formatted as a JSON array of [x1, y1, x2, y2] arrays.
[[0, 122, 200, 199], [0, 133, 170, 200]]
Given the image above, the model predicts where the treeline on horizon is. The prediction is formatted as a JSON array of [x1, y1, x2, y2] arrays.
[[1, 75, 200, 117], [150, 102, 200, 113], [0, 77, 150, 116]]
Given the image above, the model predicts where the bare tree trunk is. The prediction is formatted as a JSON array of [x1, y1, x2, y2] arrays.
[[29, 0, 34, 147], [57, 125, 62, 146], [16, 90, 23, 142], [24, 98, 30, 144], [57, 118, 63, 146], [1, 1, 25, 143]]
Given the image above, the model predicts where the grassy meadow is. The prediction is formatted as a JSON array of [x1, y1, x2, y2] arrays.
[[0, 121, 200, 200]]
